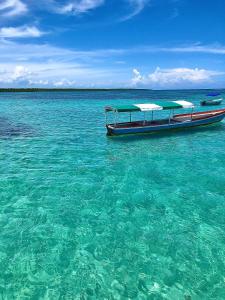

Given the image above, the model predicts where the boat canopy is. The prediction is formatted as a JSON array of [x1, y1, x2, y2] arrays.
[[105, 100, 194, 112], [207, 92, 220, 97], [105, 105, 140, 112]]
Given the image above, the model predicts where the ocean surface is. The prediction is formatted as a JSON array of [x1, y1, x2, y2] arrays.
[[0, 89, 225, 299]]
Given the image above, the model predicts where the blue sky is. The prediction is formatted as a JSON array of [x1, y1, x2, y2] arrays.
[[0, 0, 225, 88]]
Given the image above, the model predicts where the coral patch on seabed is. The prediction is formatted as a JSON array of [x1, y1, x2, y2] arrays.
[[0, 117, 36, 138]]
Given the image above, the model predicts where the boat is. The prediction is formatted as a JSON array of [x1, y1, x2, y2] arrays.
[[105, 100, 225, 136], [201, 92, 223, 106], [201, 99, 223, 106]]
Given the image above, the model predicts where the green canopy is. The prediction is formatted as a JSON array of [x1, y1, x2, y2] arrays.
[[153, 101, 182, 110], [105, 100, 194, 112], [105, 105, 140, 112]]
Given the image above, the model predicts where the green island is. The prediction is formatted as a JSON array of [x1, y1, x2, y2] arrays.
[[0, 88, 150, 92]]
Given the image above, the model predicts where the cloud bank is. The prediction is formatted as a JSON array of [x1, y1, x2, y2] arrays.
[[0, 39, 224, 88], [132, 67, 223, 88]]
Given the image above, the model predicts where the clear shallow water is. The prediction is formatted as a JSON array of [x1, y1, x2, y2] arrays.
[[0, 90, 225, 299]]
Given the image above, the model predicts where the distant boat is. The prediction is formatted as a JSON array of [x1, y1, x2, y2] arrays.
[[105, 100, 225, 136], [201, 92, 223, 106], [201, 98, 223, 106]]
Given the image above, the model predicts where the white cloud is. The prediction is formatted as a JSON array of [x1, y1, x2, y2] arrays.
[[55, 0, 104, 15], [0, 0, 27, 17], [0, 65, 75, 87], [0, 26, 45, 38], [0, 65, 33, 83], [53, 78, 76, 87], [148, 67, 221, 83], [29, 79, 49, 85], [131, 68, 143, 85], [0, 39, 126, 63], [120, 0, 150, 21], [162, 45, 225, 55], [129, 44, 225, 55], [0, 59, 127, 87], [132, 67, 223, 87], [11, 65, 32, 80], [0, 39, 130, 86]]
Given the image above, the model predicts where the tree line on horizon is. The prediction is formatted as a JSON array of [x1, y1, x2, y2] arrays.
[[0, 88, 149, 92]]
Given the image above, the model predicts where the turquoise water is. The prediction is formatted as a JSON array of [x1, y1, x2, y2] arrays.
[[0, 90, 225, 299]]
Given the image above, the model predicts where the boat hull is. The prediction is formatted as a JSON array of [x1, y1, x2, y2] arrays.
[[201, 100, 223, 106], [106, 110, 225, 136]]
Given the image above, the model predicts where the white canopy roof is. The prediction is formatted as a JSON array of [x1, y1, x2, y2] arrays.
[[134, 103, 163, 111], [173, 100, 194, 109]]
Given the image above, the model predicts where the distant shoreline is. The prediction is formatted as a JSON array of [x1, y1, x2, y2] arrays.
[[0, 88, 151, 93], [0, 88, 223, 93]]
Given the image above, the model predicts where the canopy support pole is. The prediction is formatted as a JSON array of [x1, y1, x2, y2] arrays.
[[169, 110, 171, 124], [130, 112, 131, 123], [152, 111, 154, 123], [114, 111, 117, 127], [144, 112, 146, 125], [191, 108, 194, 121], [105, 112, 108, 125]]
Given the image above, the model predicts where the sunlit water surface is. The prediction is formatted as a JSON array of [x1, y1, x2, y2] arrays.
[[0, 90, 225, 299]]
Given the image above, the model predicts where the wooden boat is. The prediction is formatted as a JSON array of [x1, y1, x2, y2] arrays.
[[200, 98, 223, 106], [105, 101, 225, 136]]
